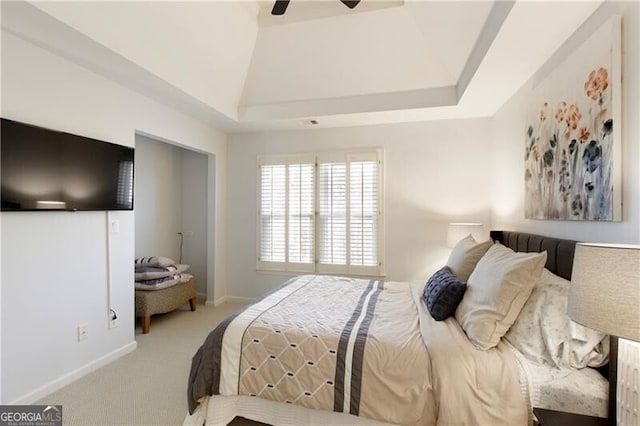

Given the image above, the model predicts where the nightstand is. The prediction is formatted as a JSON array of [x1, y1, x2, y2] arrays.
[[533, 408, 609, 426]]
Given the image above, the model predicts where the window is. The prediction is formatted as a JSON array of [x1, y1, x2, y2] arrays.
[[258, 150, 384, 276]]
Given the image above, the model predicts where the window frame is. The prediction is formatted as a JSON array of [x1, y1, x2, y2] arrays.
[[256, 149, 385, 277]]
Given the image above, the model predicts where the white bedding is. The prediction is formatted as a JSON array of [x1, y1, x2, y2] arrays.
[[522, 360, 608, 417], [501, 267, 610, 418], [411, 281, 530, 426], [185, 276, 529, 426]]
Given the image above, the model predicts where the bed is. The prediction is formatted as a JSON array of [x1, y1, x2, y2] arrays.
[[185, 230, 609, 426]]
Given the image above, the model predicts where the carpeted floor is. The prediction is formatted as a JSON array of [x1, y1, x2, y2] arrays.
[[36, 301, 265, 426]]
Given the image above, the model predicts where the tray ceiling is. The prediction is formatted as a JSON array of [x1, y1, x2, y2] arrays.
[[2, 1, 603, 133]]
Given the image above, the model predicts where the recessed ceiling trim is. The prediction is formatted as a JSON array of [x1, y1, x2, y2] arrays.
[[240, 85, 457, 122], [242, 1, 516, 125], [4, 1, 603, 134], [456, 0, 515, 102]]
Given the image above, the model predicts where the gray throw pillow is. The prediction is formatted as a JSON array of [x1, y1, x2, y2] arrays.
[[135, 264, 189, 280], [423, 266, 467, 321], [134, 256, 176, 268]]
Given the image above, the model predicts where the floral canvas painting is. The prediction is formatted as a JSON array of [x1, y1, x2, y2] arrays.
[[524, 17, 621, 221]]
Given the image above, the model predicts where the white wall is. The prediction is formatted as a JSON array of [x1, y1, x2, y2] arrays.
[[0, 30, 227, 403], [227, 119, 493, 299], [135, 136, 183, 261], [181, 149, 209, 299], [134, 135, 209, 298], [491, 1, 640, 244], [33, 1, 259, 120]]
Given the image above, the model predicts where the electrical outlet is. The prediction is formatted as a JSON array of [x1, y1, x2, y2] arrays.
[[77, 324, 88, 342], [108, 309, 118, 329]]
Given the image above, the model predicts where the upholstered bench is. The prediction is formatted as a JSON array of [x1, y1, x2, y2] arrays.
[[135, 276, 197, 334]]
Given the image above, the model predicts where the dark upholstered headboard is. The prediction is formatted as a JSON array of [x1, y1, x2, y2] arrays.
[[490, 230, 577, 281]]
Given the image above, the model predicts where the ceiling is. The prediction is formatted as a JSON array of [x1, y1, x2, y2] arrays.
[[2, 1, 603, 133]]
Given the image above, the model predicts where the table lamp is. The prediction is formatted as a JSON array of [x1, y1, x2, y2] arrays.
[[568, 243, 640, 425]]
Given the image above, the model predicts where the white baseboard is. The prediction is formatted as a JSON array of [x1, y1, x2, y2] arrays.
[[207, 296, 255, 307], [9, 341, 137, 405]]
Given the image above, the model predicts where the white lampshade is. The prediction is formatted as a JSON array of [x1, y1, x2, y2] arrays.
[[568, 243, 640, 342], [447, 223, 484, 247]]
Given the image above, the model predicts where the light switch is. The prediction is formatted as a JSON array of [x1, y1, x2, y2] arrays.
[[110, 219, 120, 234]]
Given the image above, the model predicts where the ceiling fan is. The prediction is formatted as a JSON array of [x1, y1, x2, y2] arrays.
[[271, 0, 360, 16]]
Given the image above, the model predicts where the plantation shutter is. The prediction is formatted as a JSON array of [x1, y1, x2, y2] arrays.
[[258, 156, 315, 272], [317, 150, 384, 276], [288, 162, 314, 265], [349, 157, 378, 268], [258, 150, 383, 276], [318, 162, 347, 271], [259, 163, 286, 266]]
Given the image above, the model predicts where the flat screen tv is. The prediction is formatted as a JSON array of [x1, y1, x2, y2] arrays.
[[1, 118, 134, 211]]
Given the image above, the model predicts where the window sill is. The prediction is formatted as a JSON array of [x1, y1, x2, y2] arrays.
[[255, 268, 386, 280]]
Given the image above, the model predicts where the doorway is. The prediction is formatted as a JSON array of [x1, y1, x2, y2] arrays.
[[134, 134, 209, 301]]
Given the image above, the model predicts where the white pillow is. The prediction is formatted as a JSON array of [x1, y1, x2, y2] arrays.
[[455, 243, 547, 350], [505, 268, 609, 369], [446, 234, 492, 282]]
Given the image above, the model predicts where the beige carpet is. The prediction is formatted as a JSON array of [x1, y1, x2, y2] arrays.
[[36, 301, 265, 426]]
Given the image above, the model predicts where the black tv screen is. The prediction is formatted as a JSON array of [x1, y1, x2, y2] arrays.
[[1, 118, 134, 211]]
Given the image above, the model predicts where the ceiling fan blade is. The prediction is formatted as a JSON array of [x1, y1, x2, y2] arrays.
[[271, 0, 290, 15], [340, 0, 360, 9]]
